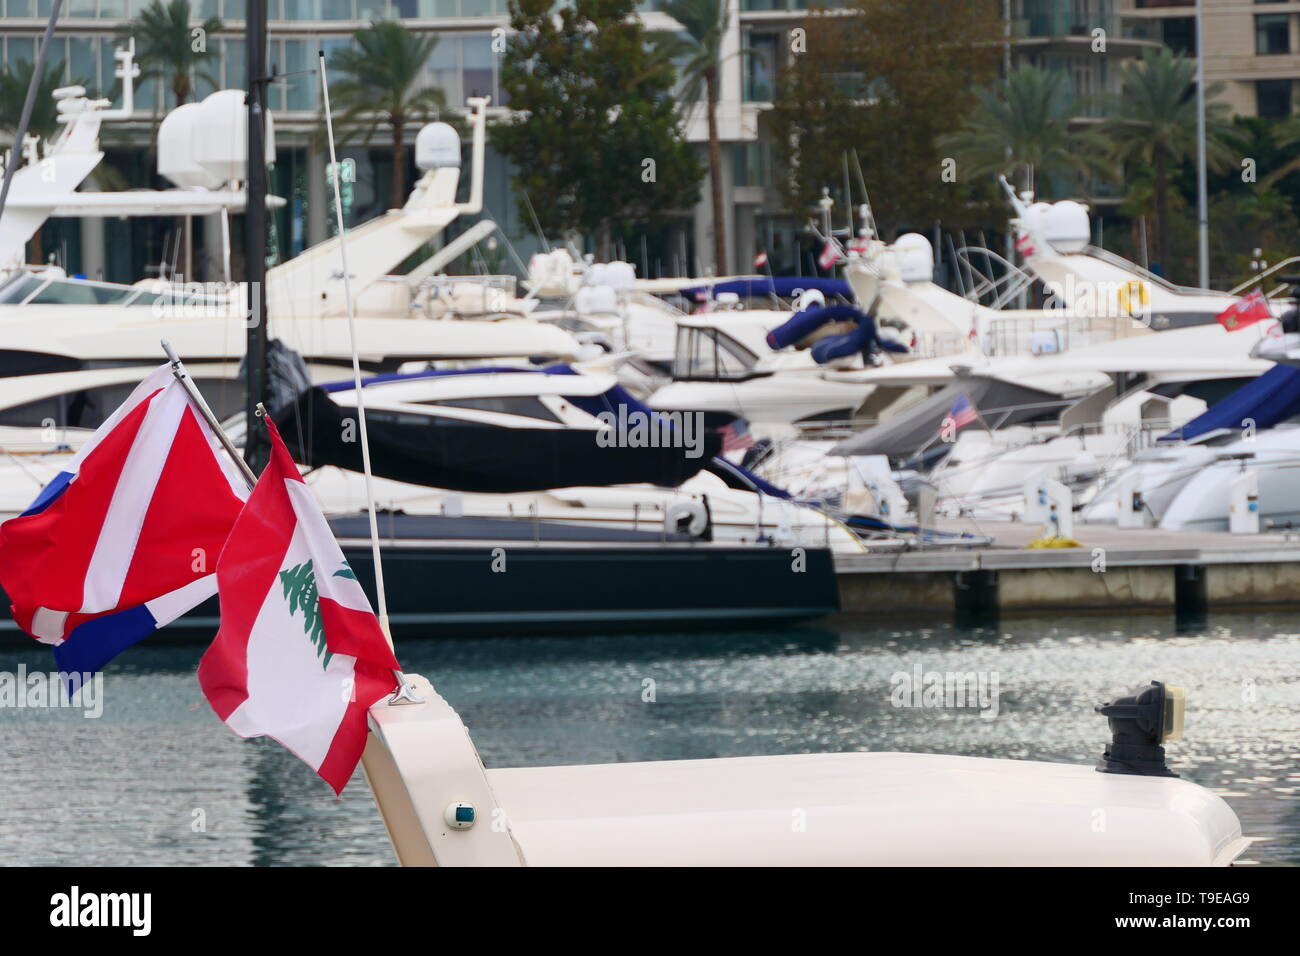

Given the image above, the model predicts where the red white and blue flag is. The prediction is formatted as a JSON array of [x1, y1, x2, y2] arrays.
[[198, 417, 399, 795], [818, 240, 843, 271], [719, 419, 755, 454], [0, 365, 248, 673], [947, 394, 979, 431]]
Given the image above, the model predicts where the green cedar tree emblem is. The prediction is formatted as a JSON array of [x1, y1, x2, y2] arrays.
[[279, 560, 331, 669]]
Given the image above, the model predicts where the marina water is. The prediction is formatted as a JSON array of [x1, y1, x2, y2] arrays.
[[1, 614, 1296, 866]]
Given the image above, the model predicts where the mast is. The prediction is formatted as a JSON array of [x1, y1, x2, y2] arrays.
[[244, 0, 270, 472]]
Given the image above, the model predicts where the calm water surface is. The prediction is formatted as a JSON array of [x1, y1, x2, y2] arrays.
[[1, 612, 1297, 866]]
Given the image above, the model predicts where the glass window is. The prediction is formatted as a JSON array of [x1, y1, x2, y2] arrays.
[[1256, 14, 1290, 54], [1257, 78, 1292, 117], [281, 0, 318, 17], [320, 0, 352, 17], [428, 34, 461, 106], [68, 36, 97, 93], [224, 37, 245, 90], [744, 32, 777, 102], [281, 37, 312, 110], [27, 279, 138, 304], [7, 37, 36, 67], [733, 141, 769, 188], [99, 0, 127, 15], [195, 0, 221, 17], [422, 396, 562, 423], [462, 34, 494, 102], [673, 327, 759, 381], [1161, 17, 1195, 55], [6, 0, 36, 15], [356, 0, 395, 17], [69, 0, 97, 16], [0, 275, 45, 303]]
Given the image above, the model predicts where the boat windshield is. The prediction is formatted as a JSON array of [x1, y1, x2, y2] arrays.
[[0, 274, 149, 306], [671, 325, 761, 381]]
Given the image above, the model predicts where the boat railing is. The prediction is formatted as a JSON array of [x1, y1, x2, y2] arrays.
[[955, 245, 1036, 309], [418, 274, 519, 315], [1229, 256, 1300, 300]]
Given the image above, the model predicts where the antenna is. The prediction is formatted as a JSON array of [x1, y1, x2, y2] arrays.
[[319, 50, 419, 704]]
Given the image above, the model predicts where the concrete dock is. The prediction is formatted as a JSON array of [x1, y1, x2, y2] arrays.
[[835, 519, 1300, 623]]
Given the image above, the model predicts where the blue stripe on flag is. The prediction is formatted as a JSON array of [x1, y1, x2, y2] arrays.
[[20, 471, 74, 517], [51, 604, 159, 675]]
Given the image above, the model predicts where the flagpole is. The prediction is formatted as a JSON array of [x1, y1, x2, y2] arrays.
[[318, 53, 419, 704]]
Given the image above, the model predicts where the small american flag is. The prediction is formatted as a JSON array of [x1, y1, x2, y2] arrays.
[[947, 394, 978, 430], [720, 419, 755, 453]]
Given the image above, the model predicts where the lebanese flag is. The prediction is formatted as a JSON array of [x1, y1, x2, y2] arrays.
[[1015, 233, 1035, 258], [198, 417, 399, 795], [1216, 289, 1272, 331], [753, 251, 768, 269], [818, 240, 842, 271], [0, 364, 248, 673]]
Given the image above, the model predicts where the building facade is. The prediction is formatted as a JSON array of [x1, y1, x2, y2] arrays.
[[0, 0, 1294, 280]]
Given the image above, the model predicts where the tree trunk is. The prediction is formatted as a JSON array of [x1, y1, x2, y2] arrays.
[[1154, 148, 1169, 276], [706, 69, 727, 277], [175, 72, 189, 107], [391, 118, 406, 210]]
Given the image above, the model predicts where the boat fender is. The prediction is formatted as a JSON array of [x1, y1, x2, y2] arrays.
[[665, 499, 709, 538]]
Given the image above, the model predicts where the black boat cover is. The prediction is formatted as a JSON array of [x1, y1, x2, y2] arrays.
[[274, 386, 725, 493]]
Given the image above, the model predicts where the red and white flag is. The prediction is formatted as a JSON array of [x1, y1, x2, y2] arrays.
[[753, 251, 768, 269], [1216, 289, 1272, 331], [198, 417, 400, 795], [0, 364, 248, 673], [818, 240, 842, 271]]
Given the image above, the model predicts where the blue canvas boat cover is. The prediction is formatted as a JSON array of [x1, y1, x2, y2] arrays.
[[1160, 364, 1300, 442], [679, 276, 853, 302]]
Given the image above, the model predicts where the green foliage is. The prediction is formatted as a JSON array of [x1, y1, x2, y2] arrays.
[[119, 0, 223, 106], [769, 0, 1002, 234], [495, 0, 702, 253], [328, 20, 448, 210], [941, 66, 1105, 198], [658, 0, 733, 272], [0, 58, 69, 140], [1095, 47, 1234, 280]]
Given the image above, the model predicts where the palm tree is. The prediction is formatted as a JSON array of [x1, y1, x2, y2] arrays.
[[940, 65, 1100, 196], [0, 58, 66, 142], [660, 0, 736, 276], [1097, 47, 1233, 274], [328, 21, 446, 211], [119, 0, 222, 107]]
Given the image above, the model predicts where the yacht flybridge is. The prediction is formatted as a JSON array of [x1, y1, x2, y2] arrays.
[[0, 79, 580, 375], [0, 42, 284, 275]]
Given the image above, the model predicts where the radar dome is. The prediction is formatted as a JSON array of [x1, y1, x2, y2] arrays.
[[158, 102, 222, 189], [1041, 201, 1091, 253], [575, 285, 619, 315], [416, 122, 461, 170], [893, 233, 934, 282], [193, 89, 275, 186]]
